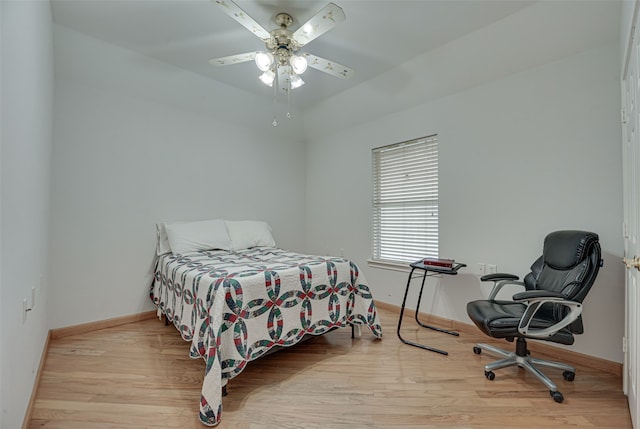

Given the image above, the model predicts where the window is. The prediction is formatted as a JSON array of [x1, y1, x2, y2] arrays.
[[371, 135, 439, 265]]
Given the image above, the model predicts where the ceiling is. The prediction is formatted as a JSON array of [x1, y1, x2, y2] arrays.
[[50, 0, 546, 109]]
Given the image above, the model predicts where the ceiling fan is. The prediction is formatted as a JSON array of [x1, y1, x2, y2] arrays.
[[209, 0, 354, 93]]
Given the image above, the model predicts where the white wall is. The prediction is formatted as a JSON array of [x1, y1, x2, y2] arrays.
[[0, 1, 54, 427], [304, 43, 624, 363], [50, 26, 308, 329]]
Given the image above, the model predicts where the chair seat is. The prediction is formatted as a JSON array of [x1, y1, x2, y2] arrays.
[[467, 299, 575, 345]]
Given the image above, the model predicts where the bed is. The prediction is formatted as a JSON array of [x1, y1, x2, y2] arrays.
[[150, 219, 383, 426]]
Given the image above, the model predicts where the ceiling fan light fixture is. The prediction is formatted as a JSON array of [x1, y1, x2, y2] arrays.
[[290, 74, 305, 90], [259, 69, 275, 87], [211, 0, 354, 127], [290, 55, 308, 75], [255, 51, 274, 72]]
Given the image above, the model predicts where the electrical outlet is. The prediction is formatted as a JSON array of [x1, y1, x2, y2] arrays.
[[487, 264, 497, 275], [477, 263, 486, 276]]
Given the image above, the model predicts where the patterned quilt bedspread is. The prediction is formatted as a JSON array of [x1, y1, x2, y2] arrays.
[[150, 247, 383, 426]]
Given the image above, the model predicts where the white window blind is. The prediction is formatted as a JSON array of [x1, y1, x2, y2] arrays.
[[372, 135, 438, 264]]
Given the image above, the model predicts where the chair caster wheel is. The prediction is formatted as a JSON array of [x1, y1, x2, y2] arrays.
[[563, 371, 575, 382], [550, 391, 564, 403], [484, 371, 495, 380], [473, 346, 482, 355]]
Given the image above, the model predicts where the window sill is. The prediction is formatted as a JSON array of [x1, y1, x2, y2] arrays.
[[367, 259, 412, 273]]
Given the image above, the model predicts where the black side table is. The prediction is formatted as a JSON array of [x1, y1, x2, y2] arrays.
[[397, 260, 466, 355]]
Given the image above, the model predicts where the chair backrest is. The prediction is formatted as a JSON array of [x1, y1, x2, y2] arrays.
[[523, 230, 602, 333]]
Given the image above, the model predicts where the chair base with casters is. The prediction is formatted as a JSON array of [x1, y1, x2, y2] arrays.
[[472, 337, 574, 403], [466, 230, 602, 403]]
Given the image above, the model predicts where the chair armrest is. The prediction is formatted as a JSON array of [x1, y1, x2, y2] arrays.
[[515, 294, 582, 339], [512, 290, 565, 301], [480, 273, 519, 282], [480, 273, 524, 300]]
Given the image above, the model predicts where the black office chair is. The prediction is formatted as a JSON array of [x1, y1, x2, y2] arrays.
[[466, 230, 602, 403]]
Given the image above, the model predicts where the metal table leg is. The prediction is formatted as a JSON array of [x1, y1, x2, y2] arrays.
[[397, 267, 451, 355], [414, 271, 460, 337]]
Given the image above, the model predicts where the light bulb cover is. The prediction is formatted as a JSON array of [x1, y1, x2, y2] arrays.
[[255, 52, 274, 72], [290, 74, 305, 90], [259, 69, 275, 87], [290, 55, 308, 75]]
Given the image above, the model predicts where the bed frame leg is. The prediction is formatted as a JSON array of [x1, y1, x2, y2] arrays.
[[350, 325, 362, 338]]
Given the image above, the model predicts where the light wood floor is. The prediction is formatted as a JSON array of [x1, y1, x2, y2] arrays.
[[29, 306, 632, 429]]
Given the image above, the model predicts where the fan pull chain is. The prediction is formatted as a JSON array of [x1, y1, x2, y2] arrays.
[[272, 67, 278, 127], [286, 80, 292, 119]]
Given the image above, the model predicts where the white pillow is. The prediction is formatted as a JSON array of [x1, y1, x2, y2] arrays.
[[164, 219, 231, 254], [225, 220, 276, 250], [156, 223, 172, 256]]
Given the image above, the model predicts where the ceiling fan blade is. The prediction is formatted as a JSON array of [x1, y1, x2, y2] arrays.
[[302, 53, 354, 79], [209, 51, 258, 67], [212, 0, 271, 40], [293, 3, 345, 47]]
